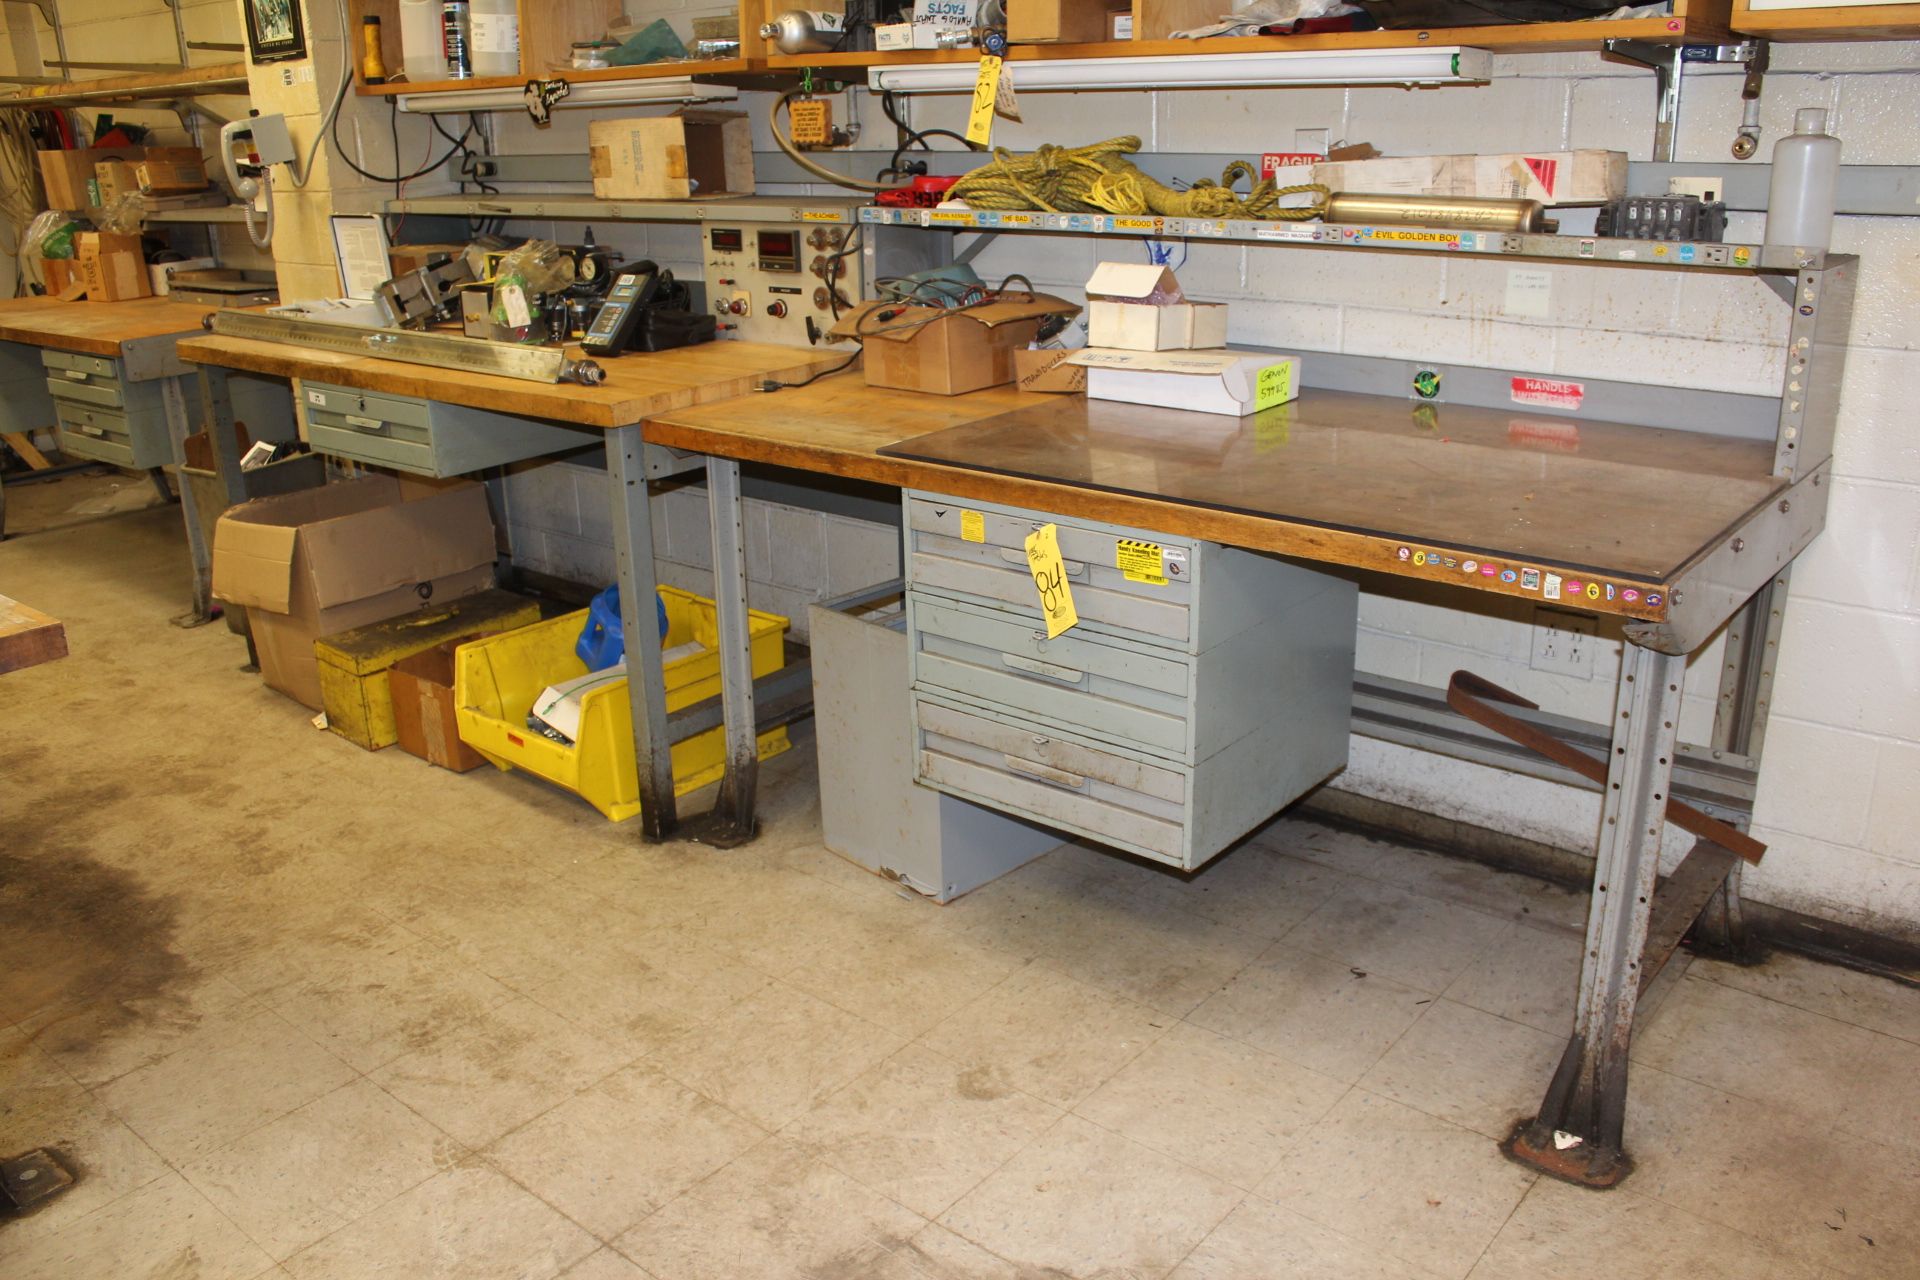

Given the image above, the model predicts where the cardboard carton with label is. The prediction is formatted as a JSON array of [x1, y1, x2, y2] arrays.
[[1067, 348, 1301, 417]]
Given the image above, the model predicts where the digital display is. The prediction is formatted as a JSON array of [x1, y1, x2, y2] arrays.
[[757, 229, 799, 269], [709, 227, 743, 252]]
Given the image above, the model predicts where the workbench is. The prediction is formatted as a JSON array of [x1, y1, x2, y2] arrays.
[[0, 296, 253, 622], [178, 240, 1854, 1192]]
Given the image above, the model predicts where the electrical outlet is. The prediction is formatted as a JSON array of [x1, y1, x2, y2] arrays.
[[1667, 176, 1723, 203], [1531, 606, 1597, 678]]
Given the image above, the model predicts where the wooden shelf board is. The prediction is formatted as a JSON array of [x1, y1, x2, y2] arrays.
[[0, 61, 248, 108], [1731, 1, 1920, 38]]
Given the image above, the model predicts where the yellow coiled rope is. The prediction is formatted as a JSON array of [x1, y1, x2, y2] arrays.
[[949, 136, 1329, 221]]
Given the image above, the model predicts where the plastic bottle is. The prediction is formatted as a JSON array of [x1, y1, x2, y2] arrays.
[[1765, 108, 1841, 252], [441, 0, 473, 80], [398, 0, 442, 81], [469, 0, 520, 77]]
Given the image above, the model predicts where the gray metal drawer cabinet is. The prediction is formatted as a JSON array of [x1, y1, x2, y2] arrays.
[[42, 349, 172, 468], [298, 381, 596, 478]]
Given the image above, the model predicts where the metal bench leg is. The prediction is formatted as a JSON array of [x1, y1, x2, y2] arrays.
[[607, 424, 677, 842], [685, 455, 759, 848], [164, 376, 216, 628], [1505, 643, 1685, 1188]]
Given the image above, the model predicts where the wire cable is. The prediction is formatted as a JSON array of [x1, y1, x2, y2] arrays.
[[769, 91, 893, 193], [756, 347, 861, 391], [292, 0, 355, 188]]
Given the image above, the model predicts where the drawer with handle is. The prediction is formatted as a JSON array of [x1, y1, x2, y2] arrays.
[[914, 695, 1188, 865], [41, 349, 118, 380], [909, 592, 1193, 759], [54, 401, 173, 469], [905, 493, 1194, 646], [298, 380, 595, 478], [54, 417, 136, 468]]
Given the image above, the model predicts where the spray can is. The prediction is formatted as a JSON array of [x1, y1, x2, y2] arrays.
[[757, 10, 845, 54], [442, 0, 473, 80], [1765, 108, 1841, 252]]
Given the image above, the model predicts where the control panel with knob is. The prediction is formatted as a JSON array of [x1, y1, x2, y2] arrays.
[[700, 202, 869, 348]]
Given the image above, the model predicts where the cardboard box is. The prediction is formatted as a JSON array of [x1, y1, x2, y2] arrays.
[[41, 259, 79, 294], [388, 243, 468, 277], [391, 638, 498, 771], [1067, 348, 1302, 417], [875, 21, 916, 48], [211, 476, 498, 710], [37, 146, 143, 209], [76, 231, 152, 302], [831, 293, 1080, 395], [588, 110, 753, 201], [1009, 0, 1110, 43], [316, 588, 539, 751], [1308, 149, 1627, 206], [94, 159, 141, 205], [136, 148, 209, 195], [1086, 262, 1227, 351], [1013, 347, 1086, 394]]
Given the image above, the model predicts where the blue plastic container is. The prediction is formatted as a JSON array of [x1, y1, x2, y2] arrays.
[[576, 585, 668, 671]]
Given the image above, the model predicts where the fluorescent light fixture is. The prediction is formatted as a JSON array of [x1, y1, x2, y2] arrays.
[[395, 77, 738, 114], [870, 47, 1492, 93]]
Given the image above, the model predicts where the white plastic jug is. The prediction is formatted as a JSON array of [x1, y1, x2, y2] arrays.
[[469, 0, 520, 77], [398, 0, 443, 82]]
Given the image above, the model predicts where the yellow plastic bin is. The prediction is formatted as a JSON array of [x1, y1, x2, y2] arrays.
[[454, 586, 790, 821]]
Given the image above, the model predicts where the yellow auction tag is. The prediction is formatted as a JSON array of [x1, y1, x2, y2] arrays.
[[1024, 523, 1078, 638], [960, 510, 985, 543], [966, 56, 1003, 147], [1254, 362, 1294, 411]]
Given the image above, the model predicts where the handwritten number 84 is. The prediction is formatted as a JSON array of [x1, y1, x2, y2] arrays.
[[1031, 563, 1066, 616]]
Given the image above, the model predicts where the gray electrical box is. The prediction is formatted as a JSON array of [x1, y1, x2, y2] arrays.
[[810, 584, 1061, 902]]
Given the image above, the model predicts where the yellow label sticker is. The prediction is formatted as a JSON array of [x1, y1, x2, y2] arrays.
[[1368, 230, 1462, 244], [1113, 217, 1158, 231], [960, 510, 985, 543], [1001, 213, 1034, 226], [1024, 523, 1079, 638], [966, 56, 1003, 147], [1116, 537, 1166, 585], [800, 210, 846, 222], [930, 210, 974, 225], [1254, 362, 1293, 411]]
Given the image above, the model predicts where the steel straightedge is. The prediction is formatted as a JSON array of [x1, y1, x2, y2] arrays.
[[683, 456, 761, 848], [1502, 646, 1689, 1187]]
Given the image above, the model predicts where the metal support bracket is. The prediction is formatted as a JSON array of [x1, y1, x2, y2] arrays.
[[1603, 40, 1687, 164]]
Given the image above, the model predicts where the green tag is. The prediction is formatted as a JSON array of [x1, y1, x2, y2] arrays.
[[1254, 362, 1293, 411]]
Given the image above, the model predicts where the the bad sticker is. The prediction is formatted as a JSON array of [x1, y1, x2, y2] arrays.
[[960, 510, 985, 543], [1025, 523, 1079, 638], [1117, 537, 1166, 585]]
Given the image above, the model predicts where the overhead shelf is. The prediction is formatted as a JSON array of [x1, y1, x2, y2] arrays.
[[0, 61, 248, 109], [360, 57, 753, 99], [143, 205, 252, 224], [1730, 0, 1920, 39]]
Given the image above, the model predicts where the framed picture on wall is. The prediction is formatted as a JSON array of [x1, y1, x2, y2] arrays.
[[243, 0, 307, 63]]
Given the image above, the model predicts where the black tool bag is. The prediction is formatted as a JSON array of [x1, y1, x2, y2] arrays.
[[1353, 0, 1643, 26]]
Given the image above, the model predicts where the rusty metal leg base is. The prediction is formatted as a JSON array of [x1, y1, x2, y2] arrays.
[[679, 456, 759, 849], [1505, 645, 1686, 1189]]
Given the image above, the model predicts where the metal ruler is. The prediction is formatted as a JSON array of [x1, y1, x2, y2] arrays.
[[207, 312, 605, 385]]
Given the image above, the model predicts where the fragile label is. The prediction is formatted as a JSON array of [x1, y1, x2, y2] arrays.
[[960, 510, 985, 543], [1116, 537, 1166, 586], [1260, 152, 1321, 176], [1511, 376, 1584, 410], [1024, 523, 1079, 638], [1254, 363, 1294, 411], [966, 56, 1003, 147]]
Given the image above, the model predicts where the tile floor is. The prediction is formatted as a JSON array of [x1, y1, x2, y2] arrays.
[[3, 493, 1919, 1280]]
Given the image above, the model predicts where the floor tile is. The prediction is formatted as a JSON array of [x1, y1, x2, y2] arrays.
[[371, 998, 631, 1148], [646, 981, 909, 1130], [0, 1171, 274, 1280], [1075, 1022, 1346, 1189], [1187, 943, 1430, 1084], [1441, 922, 1583, 1036], [783, 1044, 1061, 1219], [560, 1248, 655, 1279], [917, 965, 1171, 1109], [1014, 890, 1274, 1020], [1169, 1198, 1445, 1280], [1359, 1000, 1565, 1140], [283, 1159, 599, 1280], [843, 1223, 1049, 1279], [1250, 821, 1396, 877], [1470, 1179, 1822, 1280], [1282, 880, 1514, 995], [0, 1072, 171, 1230], [1687, 952, 1920, 1046], [96, 1004, 357, 1166], [182, 1079, 457, 1261], [264, 939, 516, 1073], [939, 1113, 1244, 1279], [1624, 1064, 1920, 1278], [615, 1136, 927, 1280], [486, 1062, 766, 1241], [1361, 844, 1591, 932], [1260, 1089, 1536, 1280], [1178, 846, 1362, 939], [22, 971, 256, 1090]]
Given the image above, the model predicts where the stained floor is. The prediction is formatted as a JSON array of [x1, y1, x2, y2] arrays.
[[2, 488, 1918, 1280]]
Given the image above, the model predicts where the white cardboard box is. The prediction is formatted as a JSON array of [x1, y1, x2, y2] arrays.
[[1068, 348, 1301, 417], [1308, 149, 1627, 206], [1086, 262, 1230, 351]]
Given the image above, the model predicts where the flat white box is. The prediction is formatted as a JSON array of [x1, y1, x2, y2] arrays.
[[1068, 348, 1301, 418]]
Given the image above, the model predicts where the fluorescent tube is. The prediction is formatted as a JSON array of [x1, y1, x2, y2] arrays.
[[395, 78, 739, 114], [870, 47, 1493, 92]]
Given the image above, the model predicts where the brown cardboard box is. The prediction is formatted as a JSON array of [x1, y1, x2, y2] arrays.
[[588, 110, 753, 200], [830, 294, 1081, 395], [1013, 347, 1087, 393], [76, 231, 152, 302], [390, 638, 495, 771], [389, 243, 468, 276], [40, 259, 79, 294], [1008, 0, 1111, 44], [210, 476, 499, 710], [94, 159, 141, 205], [136, 147, 209, 194], [37, 146, 143, 209]]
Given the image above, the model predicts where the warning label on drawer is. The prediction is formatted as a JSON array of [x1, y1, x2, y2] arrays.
[[1117, 538, 1169, 585], [960, 510, 985, 543]]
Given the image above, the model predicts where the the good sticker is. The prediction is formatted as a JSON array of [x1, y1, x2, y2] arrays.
[[1024, 523, 1078, 638]]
